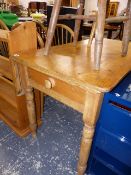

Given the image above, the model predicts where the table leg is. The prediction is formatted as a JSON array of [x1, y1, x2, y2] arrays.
[[25, 87, 37, 138], [22, 66, 37, 137], [77, 91, 103, 175]]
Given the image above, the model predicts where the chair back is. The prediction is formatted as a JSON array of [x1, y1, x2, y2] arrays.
[[32, 20, 47, 48], [0, 19, 9, 30], [12, 21, 45, 49], [0, 20, 9, 57], [53, 24, 74, 46]]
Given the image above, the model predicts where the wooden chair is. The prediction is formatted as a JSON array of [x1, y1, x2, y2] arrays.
[[0, 22, 42, 137], [11, 21, 45, 115], [11, 21, 45, 49], [33, 19, 47, 47], [0, 19, 9, 30], [53, 23, 74, 46], [0, 20, 9, 57], [44, 0, 131, 70]]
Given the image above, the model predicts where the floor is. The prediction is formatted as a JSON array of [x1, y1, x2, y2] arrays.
[[0, 96, 86, 175]]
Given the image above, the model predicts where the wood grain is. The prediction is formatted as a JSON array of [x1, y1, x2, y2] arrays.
[[12, 39, 131, 93], [0, 22, 42, 137]]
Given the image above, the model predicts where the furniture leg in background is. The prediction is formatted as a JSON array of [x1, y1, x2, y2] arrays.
[[94, 0, 107, 70], [73, 0, 85, 46], [44, 0, 62, 55], [122, 0, 131, 56], [87, 22, 97, 47]]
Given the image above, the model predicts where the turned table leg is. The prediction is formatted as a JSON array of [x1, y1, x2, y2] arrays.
[[73, 0, 85, 46], [23, 66, 37, 137], [77, 91, 103, 175], [122, 0, 131, 56], [25, 87, 37, 137], [94, 0, 107, 70]]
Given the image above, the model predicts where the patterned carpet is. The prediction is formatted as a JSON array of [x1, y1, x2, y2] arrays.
[[0, 96, 86, 175]]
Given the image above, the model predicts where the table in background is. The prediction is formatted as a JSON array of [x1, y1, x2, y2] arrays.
[[83, 21, 124, 40]]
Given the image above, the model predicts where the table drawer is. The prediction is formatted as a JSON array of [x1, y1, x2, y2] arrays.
[[28, 68, 85, 112]]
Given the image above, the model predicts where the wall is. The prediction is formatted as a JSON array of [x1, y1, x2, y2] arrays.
[[84, 0, 128, 15]]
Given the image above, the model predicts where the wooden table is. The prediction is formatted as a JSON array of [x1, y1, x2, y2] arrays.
[[12, 39, 131, 175]]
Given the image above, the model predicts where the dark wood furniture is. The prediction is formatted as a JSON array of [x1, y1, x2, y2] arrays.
[[12, 38, 131, 175], [47, 5, 83, 40], [0, 22, 42, 137], [28, 1, 47, 16], [0, 2, 6, 9], [7, 0, 19, 5]]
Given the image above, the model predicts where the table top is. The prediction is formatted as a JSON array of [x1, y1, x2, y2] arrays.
[[12, 39, 131, 93]]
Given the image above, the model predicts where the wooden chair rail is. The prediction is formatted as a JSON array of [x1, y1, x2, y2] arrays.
[[58, 14, 128, 23], [0, 29, 9, 42], [53, 23, 74, 46]]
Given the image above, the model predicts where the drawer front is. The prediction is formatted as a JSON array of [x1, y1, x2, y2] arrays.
[[0, 56, 12, 80], [28, 68, 85, 112], [99, 101, 131, 139], [95, 127, 131, 167]]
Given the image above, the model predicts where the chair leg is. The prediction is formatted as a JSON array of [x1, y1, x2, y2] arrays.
[[94, 0, 107, 70], [73, 0, 85, 46], [44, 0, 62, 55], [122, 0, 131, 57], [87, 21, 97, 47]]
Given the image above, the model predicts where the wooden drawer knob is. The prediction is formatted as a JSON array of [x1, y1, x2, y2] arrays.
[[45, 78, 55, 89]]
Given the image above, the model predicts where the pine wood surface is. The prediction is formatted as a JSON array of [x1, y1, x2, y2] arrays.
[[12, 38, 131, 175], [9, 19, 131, 175], [12, 39, 131, 93]]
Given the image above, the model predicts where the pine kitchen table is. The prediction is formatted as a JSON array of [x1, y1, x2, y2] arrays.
[[12, 39, 131, 175]]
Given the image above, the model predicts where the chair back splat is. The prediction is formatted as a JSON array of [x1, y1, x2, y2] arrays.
[[44, 0, 131, 71], [53, 24, 74, 46]]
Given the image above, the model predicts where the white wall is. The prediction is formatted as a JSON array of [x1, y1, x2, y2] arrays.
[[19, 0, 47, 8], [84, 0, 128, 15]]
